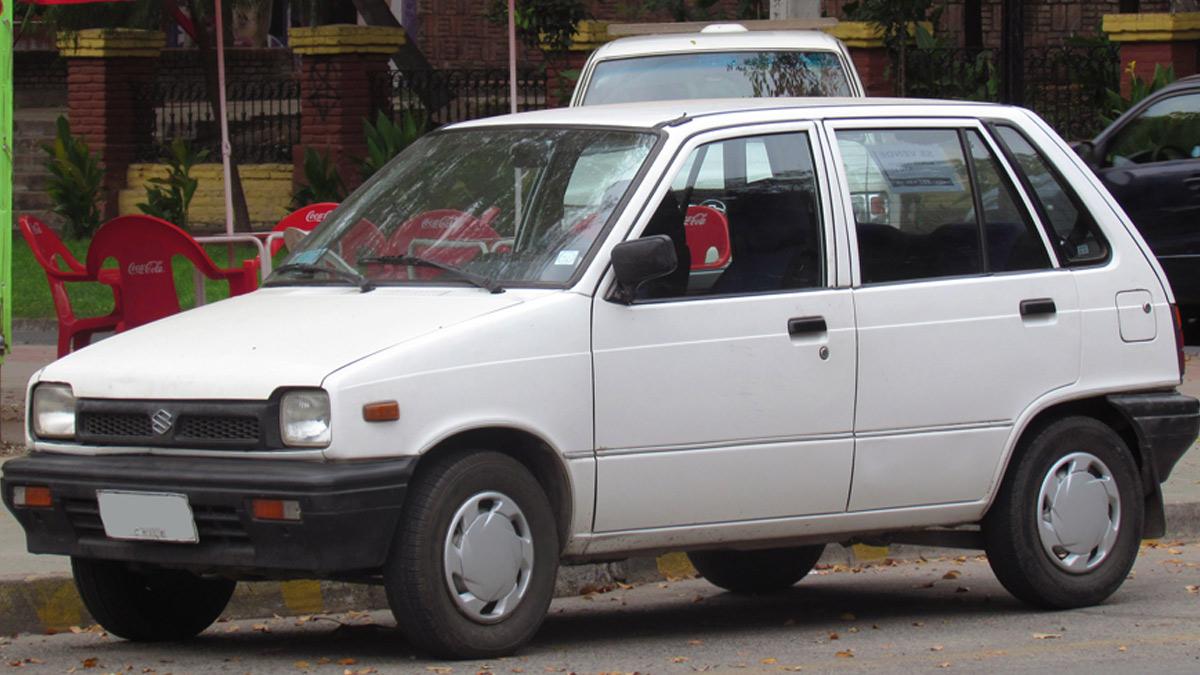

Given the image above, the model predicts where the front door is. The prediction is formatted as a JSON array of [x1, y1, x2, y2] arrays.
[[591, 124, 856, 533]]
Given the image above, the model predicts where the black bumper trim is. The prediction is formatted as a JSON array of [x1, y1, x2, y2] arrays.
[[1, 453, 415, 577], [1107, 392, 1200, 485]]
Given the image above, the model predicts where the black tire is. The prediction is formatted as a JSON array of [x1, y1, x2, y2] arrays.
[[688, 544, 826, 593], [385, 450, 559, 659], [71, 558, 235, 641], [983, 416, 1143, 609]]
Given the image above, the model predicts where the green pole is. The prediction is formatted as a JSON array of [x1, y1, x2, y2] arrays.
[[0, 0, 12, 363]]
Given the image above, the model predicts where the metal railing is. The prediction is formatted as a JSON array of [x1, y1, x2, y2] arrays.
[[370, 68, 549, 127], [136, 78, 300, 163]]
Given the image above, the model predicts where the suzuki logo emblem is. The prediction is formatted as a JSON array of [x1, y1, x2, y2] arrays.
[[150, 409, 174, 436]]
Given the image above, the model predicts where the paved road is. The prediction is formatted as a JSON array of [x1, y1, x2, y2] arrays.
[[2, 543, 1197, 674]]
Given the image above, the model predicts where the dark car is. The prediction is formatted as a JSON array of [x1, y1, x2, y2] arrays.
[[1076, 75, 1200, 320]]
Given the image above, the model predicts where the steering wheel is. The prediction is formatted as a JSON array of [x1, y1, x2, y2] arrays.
[[698, 198, 727, 213], [1152, 144, 1190, 162]]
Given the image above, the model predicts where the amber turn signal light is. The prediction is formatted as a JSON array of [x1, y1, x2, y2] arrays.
[[13, 486, 53, 508], [251, 498, 301, 521], [362, 400, 400, 422]]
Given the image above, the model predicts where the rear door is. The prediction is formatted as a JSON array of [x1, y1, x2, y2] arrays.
[[827, 119, 1080, 511]]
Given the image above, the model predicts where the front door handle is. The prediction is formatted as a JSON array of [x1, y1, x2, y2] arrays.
[[788, 316, 827, 336], [1020, 298, 1057, 317]]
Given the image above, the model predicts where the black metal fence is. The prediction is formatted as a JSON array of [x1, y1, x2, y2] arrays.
[[903, 43, 1120, 141], [135, 78, 301, 164], [370, 68, 549, 127]]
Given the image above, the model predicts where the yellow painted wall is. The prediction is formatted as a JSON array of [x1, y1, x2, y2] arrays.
[[117, 163, 293, 228]]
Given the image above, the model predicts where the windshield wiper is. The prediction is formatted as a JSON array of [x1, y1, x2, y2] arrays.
[[272, 262, 375, 293], [358, 254, 504, 294]]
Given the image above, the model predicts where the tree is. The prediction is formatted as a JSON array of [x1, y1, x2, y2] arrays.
[[843, 0, 942, 96]]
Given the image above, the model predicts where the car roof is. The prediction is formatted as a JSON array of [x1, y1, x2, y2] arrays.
[[590, 29, 847, 60], [449, 98, 1021, 132]]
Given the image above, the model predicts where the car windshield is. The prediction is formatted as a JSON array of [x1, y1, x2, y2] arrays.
[[271, 127, 658, 289], [582, 50, 852, 105]]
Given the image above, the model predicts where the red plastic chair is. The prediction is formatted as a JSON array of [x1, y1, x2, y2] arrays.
[[18, 215, 122, 357], [684, 205, 732, 271], [268, 202, 338, 256], [86, 215, 260, 331], [380, 209, 501, 279]]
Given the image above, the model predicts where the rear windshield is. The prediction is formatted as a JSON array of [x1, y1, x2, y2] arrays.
[[581, 50, 853, 105]]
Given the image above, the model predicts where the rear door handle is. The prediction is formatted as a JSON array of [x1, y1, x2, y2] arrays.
[[788, 316, 827, 336], [1020, 298, 1057, 317]]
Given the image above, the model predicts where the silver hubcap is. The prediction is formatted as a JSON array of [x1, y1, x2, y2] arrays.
[[443, 491, 534, 624], [1036, 451, 1121, 573]]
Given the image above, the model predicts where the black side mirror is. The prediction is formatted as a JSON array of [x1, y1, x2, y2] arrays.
[[610, 235, 678, 304], [1072, 140, 1098, 168]]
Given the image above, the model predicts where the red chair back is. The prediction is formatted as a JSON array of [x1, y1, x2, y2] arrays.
[[86, 215, 259, 330], [684, 205, 732, 271], [383, 209, 501, 279], [19, 215, 86, 276], [269, 202, 338, 256]]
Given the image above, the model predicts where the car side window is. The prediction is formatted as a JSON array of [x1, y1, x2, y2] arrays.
[[837, 128, 984, 283], [964, 131, 1052, 272], [639, 131, 825, 299], [1106, 92, 1200, 166], [991, 124, 1109, 266]]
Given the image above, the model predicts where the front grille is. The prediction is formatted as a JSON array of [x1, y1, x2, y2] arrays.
[[81, 412, 152, 438], [65, 497, 249, 544], [74, 399, 277, 450], [176, 415, 260, 442]]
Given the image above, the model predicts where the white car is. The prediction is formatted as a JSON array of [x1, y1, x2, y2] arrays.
[[5, 99, 1198, 660], [571, 24, 864, 106]]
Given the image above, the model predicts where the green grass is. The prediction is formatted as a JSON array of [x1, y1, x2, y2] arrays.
[[12, 237, 266, 320]]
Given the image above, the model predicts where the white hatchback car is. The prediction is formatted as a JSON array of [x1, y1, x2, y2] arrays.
[[5, 99, 1198, 659], [571, 25, 864, 106]]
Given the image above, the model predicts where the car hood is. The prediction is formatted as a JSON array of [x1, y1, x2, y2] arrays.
[[38, 286, 528, 400]]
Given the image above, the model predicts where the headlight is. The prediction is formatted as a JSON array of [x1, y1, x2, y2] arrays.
[[32, 384, 76, 440], [280, 390, 331, 448]]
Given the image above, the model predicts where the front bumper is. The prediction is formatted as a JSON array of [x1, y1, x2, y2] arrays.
[[1, 453, 414, 578]]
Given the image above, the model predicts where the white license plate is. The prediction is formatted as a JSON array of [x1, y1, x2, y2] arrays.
[[96, 491, 199, 544]]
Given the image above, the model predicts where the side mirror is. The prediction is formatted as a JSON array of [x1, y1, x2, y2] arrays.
[[1072, 140, 1098, 168], [610, 235, 678, 304]]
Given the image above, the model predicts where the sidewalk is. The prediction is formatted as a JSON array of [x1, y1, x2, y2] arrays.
[[1, 332, 1198, 635]]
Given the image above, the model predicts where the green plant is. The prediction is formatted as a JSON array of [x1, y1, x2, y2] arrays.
[[359, 109, 428, 181], [486, 0, 587, 51], [842, 0, 941, 96], [906, 23, 998, 102], [137, 138, 209, 230], [1102, 62, 1177, 125], [293, 147, 346, 207], [41, 116, 104, 239]]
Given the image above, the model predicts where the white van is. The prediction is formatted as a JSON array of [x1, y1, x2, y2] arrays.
[[571, 25, 864, 106], [5, 99, 1197, 660]]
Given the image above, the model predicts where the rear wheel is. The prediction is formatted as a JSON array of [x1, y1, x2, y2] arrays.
[[71, 558, 234, 641], [983, 416, 1142, 609], [688, 544, 826, 593], [385, 450, 559, 659]]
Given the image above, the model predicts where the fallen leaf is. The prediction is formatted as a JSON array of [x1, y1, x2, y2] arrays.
[[848, 627, 860, 634], [338, 659, 357, 666], [931, 645, 944, 652], [427, 668, 453, 674], [294, 662, 311, 671], [225, 625, 240, 634], [761, 658, 778, 665], [1032, 633, 1062, 640], [1186, 585, 1199, 594], [937, 662, 952, 669], [915, 582, 935, 589], [672, 657, 689, 663], [252, 624, 270, 633], [1169, 549, 1183, 555], [828, 632, 839, 640], [781, 667, 803, 672], [82, 658, 99, 669], [834, 650, 854, 659], [912, 621, 925, 627], [955, 586, 970, 593], [942, 570, 960, 580], [1118, 646, 1128, 652]]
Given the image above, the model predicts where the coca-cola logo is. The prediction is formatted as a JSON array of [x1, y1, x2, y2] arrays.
[[685, 212, 709, 227], [128, 260, 166, 276], [305, 210, 328, 223], [419, 216, 462, 231]]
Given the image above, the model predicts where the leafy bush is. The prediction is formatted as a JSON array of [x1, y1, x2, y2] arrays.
[[293, 147, 345, 207], [1103, 62, 1177, 126], [137, 138, 209, 230], [41, 116, 104, 239], [359, 110, 428, 181], [486, 0, 587, 50]]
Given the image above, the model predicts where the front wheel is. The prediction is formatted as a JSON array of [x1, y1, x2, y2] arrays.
[[385, 450, 559, 659], [983, 416, 1143, 609], [71, 558, 235, 641], [688, 544, 826, 593]]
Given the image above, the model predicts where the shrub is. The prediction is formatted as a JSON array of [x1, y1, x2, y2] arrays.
[[42, 116, 104, 239], [359, 109, 428, 181], [293, 148, 345, 207], [137, 138, 209, 230]]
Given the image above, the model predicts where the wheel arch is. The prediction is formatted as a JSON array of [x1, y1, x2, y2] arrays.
[[411, 426, 574, 549], [988, 394, 1163, 535]]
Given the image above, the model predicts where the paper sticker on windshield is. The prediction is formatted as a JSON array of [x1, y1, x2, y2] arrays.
[[555, 250, 580, 266], [867, 143, 961, 193], [290, 250, 321, 265]]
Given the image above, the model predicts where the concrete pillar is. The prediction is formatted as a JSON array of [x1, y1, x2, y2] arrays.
[[770, 0, 821, 20], [58, 29, 164, 220], [289, 24, 407, 192], [1103, 12, 1200, 98]]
